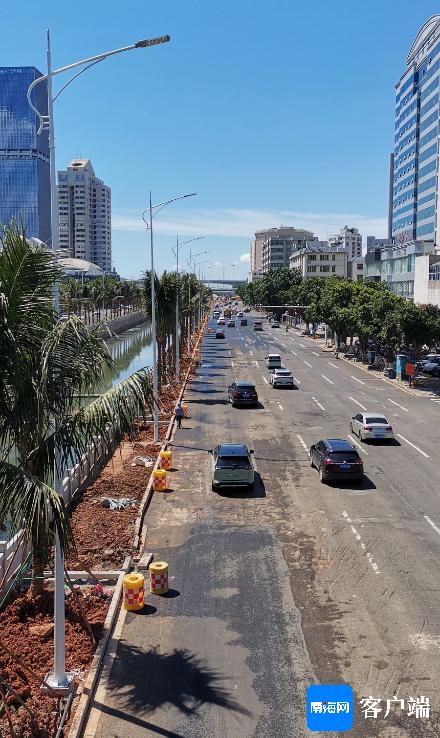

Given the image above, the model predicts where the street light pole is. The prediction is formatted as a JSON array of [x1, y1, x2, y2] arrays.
[[172, 236, 205, 377], [28, 29, 170, 695]]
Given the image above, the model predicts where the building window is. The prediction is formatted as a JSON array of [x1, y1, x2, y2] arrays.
[[331, 266, 336, 273], [332, 255, 335, 261], [309, 255, 316, 261], [307, 265, 316, 273], [320, 265, 330, 272], [320, 254, 329, 261]]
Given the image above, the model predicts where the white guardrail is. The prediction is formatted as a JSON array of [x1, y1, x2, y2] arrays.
[[0, 429, 115, 596]]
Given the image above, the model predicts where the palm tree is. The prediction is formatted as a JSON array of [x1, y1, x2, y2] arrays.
[[143, 271, 177, 385], [0, 227, 152, 596]]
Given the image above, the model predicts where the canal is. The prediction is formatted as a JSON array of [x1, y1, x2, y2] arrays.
[[101, 321, 153, 388]]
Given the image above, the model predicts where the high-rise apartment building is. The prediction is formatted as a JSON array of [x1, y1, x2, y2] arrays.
[[0, 67, 50, 242], [328, 226, 362, 259], [392, 15, 440, 246], [57, 159, 111, 272], [258, 227, 317, 273]]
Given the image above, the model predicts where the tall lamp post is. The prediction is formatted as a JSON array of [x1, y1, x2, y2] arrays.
[[187, 250, 210, 340], [172, 235, 205, 377], [27, 30, 170, 694], [142, 192, 197, 443]]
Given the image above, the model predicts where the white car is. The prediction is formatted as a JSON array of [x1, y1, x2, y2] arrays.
[[270, 368, 294, 388], [350, 413, 394, 442], [266, 354, 282, 370], [271, 320, 280, 328], [217, 317, 226, 325]]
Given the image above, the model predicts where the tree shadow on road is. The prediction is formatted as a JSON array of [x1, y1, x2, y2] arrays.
[[105, 640, 253, 720]]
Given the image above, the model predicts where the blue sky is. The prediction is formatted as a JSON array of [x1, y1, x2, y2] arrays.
[[2, 0, 440, 279]]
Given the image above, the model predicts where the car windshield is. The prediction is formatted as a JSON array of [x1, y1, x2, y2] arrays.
[[329, 452, 360, 462], [276, 371, 291, 376], [365, 417, 388, 424], [237, 384, 255, 390], [216, 455, 251, 468]]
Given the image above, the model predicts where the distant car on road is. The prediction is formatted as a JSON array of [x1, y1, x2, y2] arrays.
[[237, 311, 244, 317], [422, 356, 440, 374], [215, 330, 225, 339], [266, 354, 283, 370], [217, 317, 225, 325], [350, 413, 394, 442], [271, 320, 280, 328], [240, 318, 248, 326], [244, 307, 251, 313], [228, 380, 258, 406], [210, 443, 255, 491], [309, 439, 363, 484], [270, 368, 294, 388], [253, 320, 263, 331], [227, 319, 236, 327]]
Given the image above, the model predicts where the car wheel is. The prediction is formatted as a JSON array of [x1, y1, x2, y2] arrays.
[[310, 454, 314, 468], [349, 422, 353, 432], [211, 482, 218, 492], [319, 466, 326, 483]]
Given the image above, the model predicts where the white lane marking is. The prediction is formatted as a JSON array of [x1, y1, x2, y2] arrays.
[[312, 396, 326, 411], [312, 351, 320, 357], [254, 360, 260, 367], [278, 402, 283, 411], [328, 361, 339, 369], [241, 336, 245, 340], [249, 349, 253, 356], [342, 511, 381, 575], [424, 515, 440, 537], [351, 375, 365, 385], [231, 360, 234, 368], [262, 375, 268, 384], [388, 398, 409, 412], [304, 360, 312, 368], [397, 434, 429, 458], [349, 396, 368, 411], [347, 433, 369, 455], [293, 376, 301, 385], [296, 434, 308, 452], [228, 350, 232, 356], [321, 374, 334, 385], [281, 342, 287, 348], [298, 342, 306, 347], [291, 349, 298, 356]]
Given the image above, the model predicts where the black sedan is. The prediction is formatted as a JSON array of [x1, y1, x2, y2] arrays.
[[240, 318, 248, 326], [228, 380, 259, 407], [215, 330, 225, 339], [309, 438, 363, 483]]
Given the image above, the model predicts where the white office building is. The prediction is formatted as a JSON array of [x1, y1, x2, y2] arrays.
[[289, 243, 347, 279], [258, 227, 317, 273], [57, 159, 111, 272], [328, 226, 362, 259]]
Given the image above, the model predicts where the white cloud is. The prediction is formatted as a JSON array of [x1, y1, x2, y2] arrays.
[[112, 207, 388, 241], [213, 261, 222, 266], [239, 252, 250, 263]]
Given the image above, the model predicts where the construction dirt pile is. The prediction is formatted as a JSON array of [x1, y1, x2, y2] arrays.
[[0, 589, 107, 738]]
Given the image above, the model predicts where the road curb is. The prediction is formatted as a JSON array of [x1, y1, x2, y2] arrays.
[[67, 554, 131, 738]]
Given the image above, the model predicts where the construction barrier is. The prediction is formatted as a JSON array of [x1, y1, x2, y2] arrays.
[[182, 402, 188, 418], [149, 561, 169, 595], [159, 450, 172, 470], [152, 468, 167, 491], [123, 571, 145, 611]]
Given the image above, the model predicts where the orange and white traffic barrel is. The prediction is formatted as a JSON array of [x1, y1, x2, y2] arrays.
[[123, 571, 145, 611], [182, 402, 188, 418], [152, 468, 167, 491], [149, 561, 169, 595]]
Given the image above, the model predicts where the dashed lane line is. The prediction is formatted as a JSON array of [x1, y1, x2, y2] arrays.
[[347, 433, 369, 455], [296, 434, 308, 452], [298, 342, 306, 347], [328, 361, 339, 369], [424, 515, 440, 537], [342, 510, 380, 575], [349, 396, 368, 411], [351, 375, 365, 385], [397, 434, 429, 458], [312, 351, 320, 357], [304, 360, 312, 368], [278, 402, 284, 411], [231, 360, 234, 368], [321, 374, 334, 385], [262, 375, 268, 384], [291, 349, 298, 356], [312, 396, 326, 412], [249, 349, 253, 355], [254, 360, 260, 367], [293, 376, 301, 385], [388, 398, 409, 412]]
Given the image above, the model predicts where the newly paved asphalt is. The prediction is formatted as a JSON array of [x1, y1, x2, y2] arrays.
[[92, 312, 440, 738]]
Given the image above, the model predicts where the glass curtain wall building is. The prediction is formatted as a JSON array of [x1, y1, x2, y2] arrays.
[[392, 16, 440, 246], [0, 67, 50, 242]]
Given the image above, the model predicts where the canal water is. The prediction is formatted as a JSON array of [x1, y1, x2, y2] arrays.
[[101, 321, 153, 389]]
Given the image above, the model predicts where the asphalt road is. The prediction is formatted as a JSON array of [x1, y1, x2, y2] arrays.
[[92, 312, 440, 738]]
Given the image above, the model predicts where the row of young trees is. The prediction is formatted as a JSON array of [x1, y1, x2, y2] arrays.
[[0, 228, 152, 596], [142, 270, 211, 386], [238, 267, 440, 356], [60, 276, 143, 323]]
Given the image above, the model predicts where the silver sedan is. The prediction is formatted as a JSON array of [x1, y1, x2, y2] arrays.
[[350, 412, 394, 442]]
